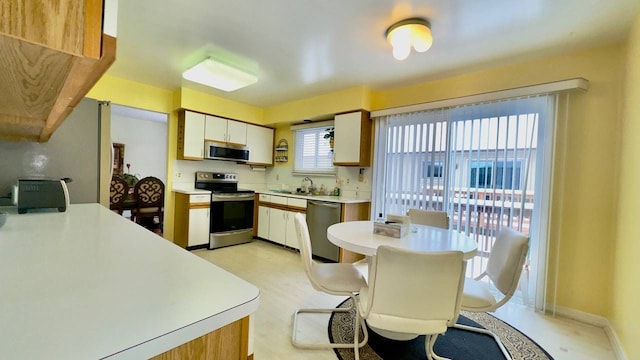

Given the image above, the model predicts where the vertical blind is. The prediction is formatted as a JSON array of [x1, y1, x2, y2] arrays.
[[371, 94, 556, 304]]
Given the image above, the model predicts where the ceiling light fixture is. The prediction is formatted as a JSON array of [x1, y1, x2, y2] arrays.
[[385, 17, 433, 61], [182, 58, 257, 92]]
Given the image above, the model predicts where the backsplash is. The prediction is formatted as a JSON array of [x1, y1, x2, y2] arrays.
[[265, 166, 372, 198], [172, 160, 267, 190], [172, 160, 373, 199]]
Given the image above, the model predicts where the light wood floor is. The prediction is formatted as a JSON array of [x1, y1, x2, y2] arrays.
[[194, 240, 616, 360]]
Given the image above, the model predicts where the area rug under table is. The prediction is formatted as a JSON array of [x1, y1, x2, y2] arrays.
[[329, 298, 553, 360]]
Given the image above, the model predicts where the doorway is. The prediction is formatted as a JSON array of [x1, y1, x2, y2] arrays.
[[110, 104, 168, 224]]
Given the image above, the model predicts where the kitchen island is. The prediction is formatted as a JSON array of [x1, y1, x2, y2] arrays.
[[0, 204, 259, 359]]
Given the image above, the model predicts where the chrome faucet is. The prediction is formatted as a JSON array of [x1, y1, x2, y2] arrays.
[[303, 176, 315, 193]]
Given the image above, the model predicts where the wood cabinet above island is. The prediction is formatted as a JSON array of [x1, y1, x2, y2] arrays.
[[0, 0, 116, 142]]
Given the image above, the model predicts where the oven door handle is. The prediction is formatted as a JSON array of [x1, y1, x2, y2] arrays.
[[211, 194, 255, 201]]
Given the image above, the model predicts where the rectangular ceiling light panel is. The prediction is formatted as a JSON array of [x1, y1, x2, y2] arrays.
[[182, 58, 257, 92]]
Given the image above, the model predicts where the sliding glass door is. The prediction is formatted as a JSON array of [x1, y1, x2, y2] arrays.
[[372, 95, 556, 308]]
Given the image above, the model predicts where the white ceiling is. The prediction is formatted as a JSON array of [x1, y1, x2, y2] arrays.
[[107, 0, 640, 108]]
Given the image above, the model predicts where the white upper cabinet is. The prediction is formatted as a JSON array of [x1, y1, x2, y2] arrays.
[[178, 111, 205, 160], [204, 115, 226, 143], [333, 111, 372, 166], [246, 124, 274, 165], [205, 115, 247, 145], [227, 119, 247, 145]]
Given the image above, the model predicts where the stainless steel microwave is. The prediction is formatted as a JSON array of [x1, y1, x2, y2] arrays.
[[205, 141, 249, 162]]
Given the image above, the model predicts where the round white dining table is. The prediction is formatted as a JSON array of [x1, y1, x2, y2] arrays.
[[327, 221, 477, 259]]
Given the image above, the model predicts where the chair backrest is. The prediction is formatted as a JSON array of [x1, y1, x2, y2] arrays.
[[407, 209, 449, 229], [363, 246, 466, 334], [293, 213, 317, 283], [486, 228, 530, 297], [109, 175, 129, 212], [134, 176, 165, 208]]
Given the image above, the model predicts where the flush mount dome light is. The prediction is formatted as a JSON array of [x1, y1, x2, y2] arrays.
[[385, 17, 433, 61], [182, 58, 258, 92]]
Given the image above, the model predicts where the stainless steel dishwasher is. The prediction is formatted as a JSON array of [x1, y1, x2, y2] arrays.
[[306, 200, 341, 262]]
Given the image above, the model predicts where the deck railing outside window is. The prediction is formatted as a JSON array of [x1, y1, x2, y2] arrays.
[[373, 95, 554, 304]]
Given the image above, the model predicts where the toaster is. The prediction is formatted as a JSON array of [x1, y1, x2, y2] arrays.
[[13, 179, 71, 214]]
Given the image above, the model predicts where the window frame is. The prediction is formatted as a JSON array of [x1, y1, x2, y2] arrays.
[[292, 123, 336, 175], [469, 159, 523, 190]]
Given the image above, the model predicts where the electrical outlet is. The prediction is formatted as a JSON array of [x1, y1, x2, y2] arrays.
[[176, 172, 182, 178], [276, 174, 280, 181], [346, 178, 350, 184]]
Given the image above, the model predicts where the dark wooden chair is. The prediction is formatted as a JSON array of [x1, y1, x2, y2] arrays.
[[132, 176, 165, 233], [109, 175, 129, 215]]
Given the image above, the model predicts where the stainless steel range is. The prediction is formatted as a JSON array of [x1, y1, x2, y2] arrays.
[[195, 171, 255, 249]]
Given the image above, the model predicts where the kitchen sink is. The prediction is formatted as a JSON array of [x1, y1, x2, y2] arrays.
[[269, 189, 298, 194], [269, 189, 336, 197]]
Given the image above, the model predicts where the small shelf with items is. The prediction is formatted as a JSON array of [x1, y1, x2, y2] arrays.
[[275, 139, 289, 162]]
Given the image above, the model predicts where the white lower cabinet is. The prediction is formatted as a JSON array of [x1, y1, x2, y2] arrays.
[[257, 206, 270, 239], [269, 208, 287, 246], [174, 193, 210, 249], [258, 195, 306, 249], [285, 211, 304, 249], [267, 208, 304, 249], [188, 207, 210, 247]]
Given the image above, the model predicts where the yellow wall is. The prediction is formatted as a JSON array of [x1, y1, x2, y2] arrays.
[[612, 14, 640, 359], [87, 75, 175, 114], [178, 87, 264, 124], [373, 45, 625, 317], [273, 124, 294, 168], [90, 43, 627, 321], [264, 86, 373, 124], [87, 75, 179, 241]]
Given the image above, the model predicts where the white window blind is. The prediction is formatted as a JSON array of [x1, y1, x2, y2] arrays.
[[372, 94, 556, 307], [293, 126, 335, 174]]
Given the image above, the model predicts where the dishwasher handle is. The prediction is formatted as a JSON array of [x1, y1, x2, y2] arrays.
[[308, 200, 341, 209]]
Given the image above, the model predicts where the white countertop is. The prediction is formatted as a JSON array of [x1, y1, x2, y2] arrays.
[[0, 204, 259, 359], [171, 187, 370, 204], [257, 190, 370, 204], [171, 186, 211, 195]]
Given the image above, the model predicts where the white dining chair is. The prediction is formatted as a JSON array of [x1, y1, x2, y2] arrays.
[[291, 213, 369, 351], [407, 208, 450, 229], [453, 227, 530, 360], [357, 246, 466, 360]]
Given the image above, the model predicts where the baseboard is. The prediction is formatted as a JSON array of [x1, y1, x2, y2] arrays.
[[604, 325, 628, 360], [545, 304, 628, 360], [545, 304, 609, 326]]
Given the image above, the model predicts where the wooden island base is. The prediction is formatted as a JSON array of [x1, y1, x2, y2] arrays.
[[151, 316, 250, 360]]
